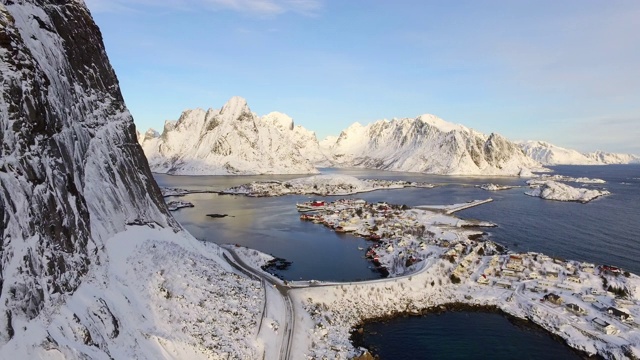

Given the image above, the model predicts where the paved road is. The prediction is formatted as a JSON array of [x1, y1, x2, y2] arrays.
[[223, 249, 294, 360], [222, 244, 442, 360]]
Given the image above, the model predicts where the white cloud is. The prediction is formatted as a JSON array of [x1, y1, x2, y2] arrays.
[[85, 0, 322, 16]]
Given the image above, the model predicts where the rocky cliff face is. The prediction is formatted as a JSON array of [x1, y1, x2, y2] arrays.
[[323, 114, 542, 176], [139, 96, 321, 175], [0, 0, 176, 343]]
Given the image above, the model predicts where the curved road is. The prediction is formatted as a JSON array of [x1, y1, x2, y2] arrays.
[[223, 250, 294, 360], [222, 245, 440, 360]]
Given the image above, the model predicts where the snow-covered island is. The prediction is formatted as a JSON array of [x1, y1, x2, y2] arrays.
[[166, 200, 195, 211], [477, 183, 519, 191], [526, 181, 611, 203], [220, 174, 435, 197], [528, 174, 607, 185]]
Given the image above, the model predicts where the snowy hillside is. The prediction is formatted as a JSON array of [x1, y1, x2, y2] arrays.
[[322, 115, 544, 176], [139, 98, 323, 175], [520, 140, 639, 165]]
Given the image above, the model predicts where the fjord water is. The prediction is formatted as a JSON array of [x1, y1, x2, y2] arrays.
[[358, 312, 581, 359], [155, 165, 640, 280], [155, 165, 638, 358]]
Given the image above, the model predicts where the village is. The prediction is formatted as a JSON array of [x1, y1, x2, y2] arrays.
[[291, 198, 640, 358]]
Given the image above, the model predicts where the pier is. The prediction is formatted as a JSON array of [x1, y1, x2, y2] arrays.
[[415, 198, 493, 214]]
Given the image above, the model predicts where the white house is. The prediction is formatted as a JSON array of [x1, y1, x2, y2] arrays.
[[592, 318, 619, 335]]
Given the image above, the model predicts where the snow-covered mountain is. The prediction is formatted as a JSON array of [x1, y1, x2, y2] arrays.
[[519, 140, 639, 165], [585, 150, 640, 165], [322, 115, 543, 176], [262, 111, 331, 166], [139, 98, 324, 174], [0, 2, 261, 358]]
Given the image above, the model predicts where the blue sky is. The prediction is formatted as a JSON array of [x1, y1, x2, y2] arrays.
[[86, 0, 640, 154]]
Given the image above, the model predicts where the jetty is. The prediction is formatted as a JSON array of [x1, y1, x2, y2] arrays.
[[415, 198, 493, 214]]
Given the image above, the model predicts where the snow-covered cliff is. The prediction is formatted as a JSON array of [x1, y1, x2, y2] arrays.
[[322, 115, 543, 176], [0, 0, 176, 330], [520, 140, 639, 165], [0, 2, 261, 358], [139, 97, 323, 174]]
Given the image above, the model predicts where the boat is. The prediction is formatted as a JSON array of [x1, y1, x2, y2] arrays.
[[296, 200, 327, 212]]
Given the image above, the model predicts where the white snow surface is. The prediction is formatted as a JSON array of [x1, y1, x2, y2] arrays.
[[0, 226, 264, 360], [139, 97, 324, 175], [520, 140, 640, 165], [322, 115, 545, 176], [525, 181, 610, 203]]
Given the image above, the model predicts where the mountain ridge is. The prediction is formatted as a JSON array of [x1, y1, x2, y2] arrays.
[[319, 114, 543, 176], [140, 97, 325, 175]]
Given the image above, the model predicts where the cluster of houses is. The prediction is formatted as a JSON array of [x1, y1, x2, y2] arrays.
[[470, 251, 639, 336], [298, 198, 489, 276]]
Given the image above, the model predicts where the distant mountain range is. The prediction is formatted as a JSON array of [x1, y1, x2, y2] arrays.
[[518, 140, 639, 165], [139, 97, 638, 175]]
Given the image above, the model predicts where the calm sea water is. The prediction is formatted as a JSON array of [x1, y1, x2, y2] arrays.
[[358, 312, 582, 359], [154, 165, 639, 359], [155, 165, 640, 278]]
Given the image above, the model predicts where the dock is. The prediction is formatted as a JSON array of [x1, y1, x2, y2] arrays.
[[416, 198, 493, 214]]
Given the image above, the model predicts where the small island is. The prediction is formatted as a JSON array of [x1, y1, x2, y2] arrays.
[[477, 183, 519, 191], [526, 181, 611, 203], [166, 200, 195, 211], [220, 174, 435, 197]]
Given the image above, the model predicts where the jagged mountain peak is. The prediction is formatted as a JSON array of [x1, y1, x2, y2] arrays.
[[139, 98, 322, 174], [263, 111, 294, 131], [144, 128, 159, 139], [219, 95, 251, 120], [415, 114, 467, 133]]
